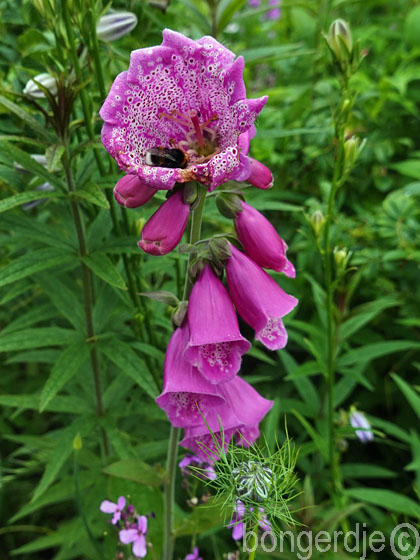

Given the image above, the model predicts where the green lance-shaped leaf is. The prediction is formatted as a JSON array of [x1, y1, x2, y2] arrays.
[[0, 248, 76, 288], [338, 340, 420, 367], [99, 339, 158, 398], [102, 458, 163, 486], [392, 373, 420, 423], [81, 252, 127, 290], [0, 93, 55, 143], [0, 190, 60, 213], [71, 183, 110, 209], [345, 488, 420, 518], [0, 327, 78, 352], [217, 0, 247, 34], [39, 341, 90, 412]]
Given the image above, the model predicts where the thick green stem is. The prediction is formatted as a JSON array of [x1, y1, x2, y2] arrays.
[[163, 186, 207, 560], [63, 149, 109, 457], [247, 520, 259, 560]]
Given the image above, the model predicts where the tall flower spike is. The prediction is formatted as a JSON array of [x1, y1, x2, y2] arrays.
[[156, 324, 225, 427], [234, 201, 295, 277], [184, 265, 250, 384], [226, 245, 298, 350], [99, 29, 267, 191], [138, 189, 190, 255]]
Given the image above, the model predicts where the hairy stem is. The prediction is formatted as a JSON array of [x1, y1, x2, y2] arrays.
[[163, 185, 207, 560], [63, 148, 109, 457]]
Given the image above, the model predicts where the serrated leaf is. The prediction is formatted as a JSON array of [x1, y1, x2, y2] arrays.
[[73, 183, 110, 209], [99, 339, 158, 398], [0, 327, 78, 352], [0, 248, 75, 288], [0, 93, 54, 142], [81, 252, 127, 290], [338, 340, 420, 367], [39, 341, 90, 412], [0, 189, 59, 213], [102, 459, 163, 486], [345, 488, 420, 517]]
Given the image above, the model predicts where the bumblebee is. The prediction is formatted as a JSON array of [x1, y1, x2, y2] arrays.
[[145, 148, 188, 169]]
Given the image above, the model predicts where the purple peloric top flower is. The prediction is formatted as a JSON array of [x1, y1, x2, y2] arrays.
[[99, 29, 267, 192], [100, 496, 126, 524], [228, 500, 271, 541], [350, 410, 374, 443], [180, 376, 273, 460], [138, 188, 190, 255], [156, 323, 225, 427], [184, 265, 250, 383], [119, 516, 148, 558], [226, 245, 298, 350], [185, 548, 203, 560], [234, 201, 295, 277]]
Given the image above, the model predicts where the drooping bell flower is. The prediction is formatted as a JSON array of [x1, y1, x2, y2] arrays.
[[350, 409, 374, 443], [23, 73, 57, 98], [96, 11, 138, 42], [184, 265, 250, 384], [247, 158, 273, 189], [99, 29, 267, 192], [234, 201, 295, 278], [138, 189, 190, 255], [226, 245, 298, 350], [114, 174, 156, 208], [156, 324, 225, 427], [180, 376, 273, 460]]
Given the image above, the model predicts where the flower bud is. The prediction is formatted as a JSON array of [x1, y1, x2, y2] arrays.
[[23, 73, 57, 98], [247, 157, 273, 189], [310, 210, 325, 237], [209, 237, 232, 261], [334, 246, 351, 275], [343, 136, 365, 171], [138, 189, 190, 256], [114, 174, 156, 208], [326, 19, 353, 66], [350, 408, 373, 443], [215, 192, 243, 219], [96, 11, 138, 42], [172, 300, 188, 328]]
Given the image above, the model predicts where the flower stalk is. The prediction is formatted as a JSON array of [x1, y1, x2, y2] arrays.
[[163, 185, 207, 560]]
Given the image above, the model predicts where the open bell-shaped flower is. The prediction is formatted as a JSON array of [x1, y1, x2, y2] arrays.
[[184, 265, 250, 384], [138, 189, 190, 255], [114, 174, 156, 208], [234, 201, 295, 277], [156, 323, 225, 427], [226, 245, 298, 350], [99, 29, 267, 192]]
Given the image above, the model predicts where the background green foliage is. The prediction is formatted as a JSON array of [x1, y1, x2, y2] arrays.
[[1, 0, 420, 558]]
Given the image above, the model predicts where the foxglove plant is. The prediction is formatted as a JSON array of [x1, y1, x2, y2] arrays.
[[100, 28, 298, 559]]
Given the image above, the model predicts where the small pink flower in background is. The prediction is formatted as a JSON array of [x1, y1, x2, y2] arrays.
[[114, 174, 156, 208], [226, 245, 298, 350], [100, 496, 126, 524], [138, 189, 190, 255], [156, 324, 225, 427], [234, 201, 295, 277], [185, 547, 203, 560], [179, 453, 217, 480], [228, 500, 271, 541], [119, 516, 148, 558], [265, 0, 282, 20], [99, 29, 267, 192], [184, 265, 250, 384]]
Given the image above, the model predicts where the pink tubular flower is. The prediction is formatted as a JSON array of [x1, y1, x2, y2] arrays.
[[247, 157, 273, 189], [138, 189, 190, 255], [234, 201, 295, 277], [226, 245, 298, 350], [99, 29, 267, 192], [184, 265, 250, 384], [179, 453, 217, 480], [185, 548, 203, 560], [114, 174, 156, 208], [228, 500, 272, 541], [156, 323, 225, 427], [100, 496, 126, 524], [119, 516, 148, 558], [180, 376, 273, 460]]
